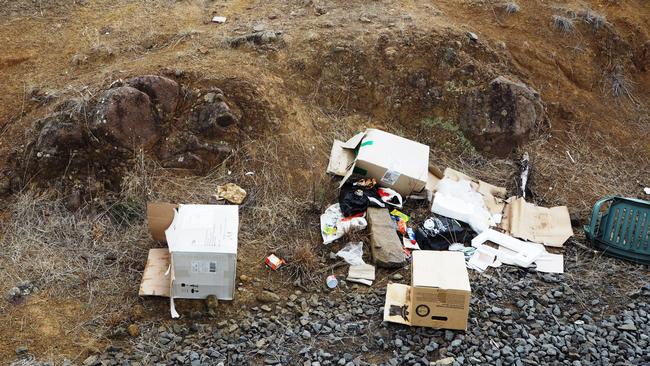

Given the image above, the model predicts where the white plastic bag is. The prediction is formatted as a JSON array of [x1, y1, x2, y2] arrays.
[[431, 178, 494, 233], [321, 204, 367, 245], [336, 241, 365, 265]]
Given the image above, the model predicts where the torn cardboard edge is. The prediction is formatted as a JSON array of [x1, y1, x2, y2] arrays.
[[500, 197, 573, 247]]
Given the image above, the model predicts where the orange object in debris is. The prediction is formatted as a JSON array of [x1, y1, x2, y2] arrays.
[[265, 254, 285, 270], [397, 220, 407, 235]]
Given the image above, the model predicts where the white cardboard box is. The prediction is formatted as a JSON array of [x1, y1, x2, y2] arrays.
[[327, 129, 430, 196], [140, 203, 239, 318]]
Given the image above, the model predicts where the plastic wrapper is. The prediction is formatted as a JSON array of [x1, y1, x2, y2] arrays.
[[321, 203, 367, 244]]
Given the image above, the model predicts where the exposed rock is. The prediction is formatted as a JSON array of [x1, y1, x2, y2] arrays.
[[127, 324, 140, 337], [459, 76, 545, 157], [189, 98, 240, 138], [206, 294, 219, 317], [126, 75, 180, 115], [226, 30, 283, 48], [91, 86, 160, 150], [256, 290, 281, 303], [33, 114, 85, 155]]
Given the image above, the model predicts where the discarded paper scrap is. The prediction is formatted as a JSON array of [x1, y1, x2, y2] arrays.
[[347, 263, 376, 286], [501, 197, 573, 247], [443, 168, 506, 216], [216, 183, 247, 204], [211, 16, 227, 23]]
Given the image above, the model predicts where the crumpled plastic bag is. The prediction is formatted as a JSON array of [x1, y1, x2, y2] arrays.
[[377, 187, 403, 208], [431, 178, 494, 233], [321, 204, 367, 245], [339, 179, 385, 217], [336, 241, 365, 266], [416, 215, 472, 251]]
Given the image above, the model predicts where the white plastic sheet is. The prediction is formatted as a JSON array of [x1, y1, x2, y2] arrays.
[[336, 241, 365, 266]]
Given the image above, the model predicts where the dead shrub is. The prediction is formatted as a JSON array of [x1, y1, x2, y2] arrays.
[[603, 64, 637, 103], [285, 242, 320, 285], [552, 15, 575, 33], [578, 9, 608, 30], [503, 2, 520, 14]]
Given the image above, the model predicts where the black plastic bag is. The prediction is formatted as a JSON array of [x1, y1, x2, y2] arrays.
[[338, 179, 385, 217], [415, 215, 473, 251]]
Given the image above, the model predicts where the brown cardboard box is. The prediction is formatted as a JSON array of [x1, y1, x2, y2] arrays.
[[384, 251, 471, 330]]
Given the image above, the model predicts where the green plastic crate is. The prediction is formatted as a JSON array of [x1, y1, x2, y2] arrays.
[[584, 196, 650, 264]]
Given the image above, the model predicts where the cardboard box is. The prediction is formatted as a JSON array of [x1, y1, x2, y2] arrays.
[[327, 129, 430, 196], [140, 203, 239, 318], [384, 251, 471, 330]]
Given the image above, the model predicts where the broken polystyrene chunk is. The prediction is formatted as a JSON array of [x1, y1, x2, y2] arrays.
[[471, 229, 545, 268], [431, 178, 494, 233], [212, 16, 227, 23], [534, 253, 564, 274]]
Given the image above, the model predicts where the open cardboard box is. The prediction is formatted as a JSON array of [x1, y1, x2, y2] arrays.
[[384, 251, 471, 330], [139, 202, 239, 318], [327, 129, 430, 196]]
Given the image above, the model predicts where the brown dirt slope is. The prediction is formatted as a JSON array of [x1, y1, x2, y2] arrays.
[[0, 0, 648, 362]]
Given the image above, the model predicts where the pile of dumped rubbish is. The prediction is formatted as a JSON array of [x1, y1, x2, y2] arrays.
[[137, 127, 650, 332], [320, 129, 574, 330]]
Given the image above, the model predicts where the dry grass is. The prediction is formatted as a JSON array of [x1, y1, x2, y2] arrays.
[[552, 15, 575, 33], [578, 9, 608, 30], [603, 64, 638, 104], [0, 188, 150, 341], [502, 2, 520, 15]]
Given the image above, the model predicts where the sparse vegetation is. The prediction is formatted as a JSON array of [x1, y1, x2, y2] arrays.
[[503, 2, 520, 15], [421, 117, 476, 154], [578, 9, 608, 30], [603, 64, 638, 103], [552, 15, 575, 33]]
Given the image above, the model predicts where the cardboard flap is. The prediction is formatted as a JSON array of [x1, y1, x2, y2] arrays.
[[383, 283, 411, 326], [411, 251, 470, 291], [147, 202, 178, 242], [501, 197, 573, 247], [327, 140, 356, 176], [139, 248, 171, 297]]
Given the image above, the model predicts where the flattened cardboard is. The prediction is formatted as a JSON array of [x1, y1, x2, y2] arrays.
[[384, 251, 471, 331], [147, 202, 178, 242], [327, 129, 430, 196], [383, 283, 411, 326], [501, 197, 573, 247], [348, 263, 376, 285], [139, 248, 171, 297], [326, 140, 355, 176]]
